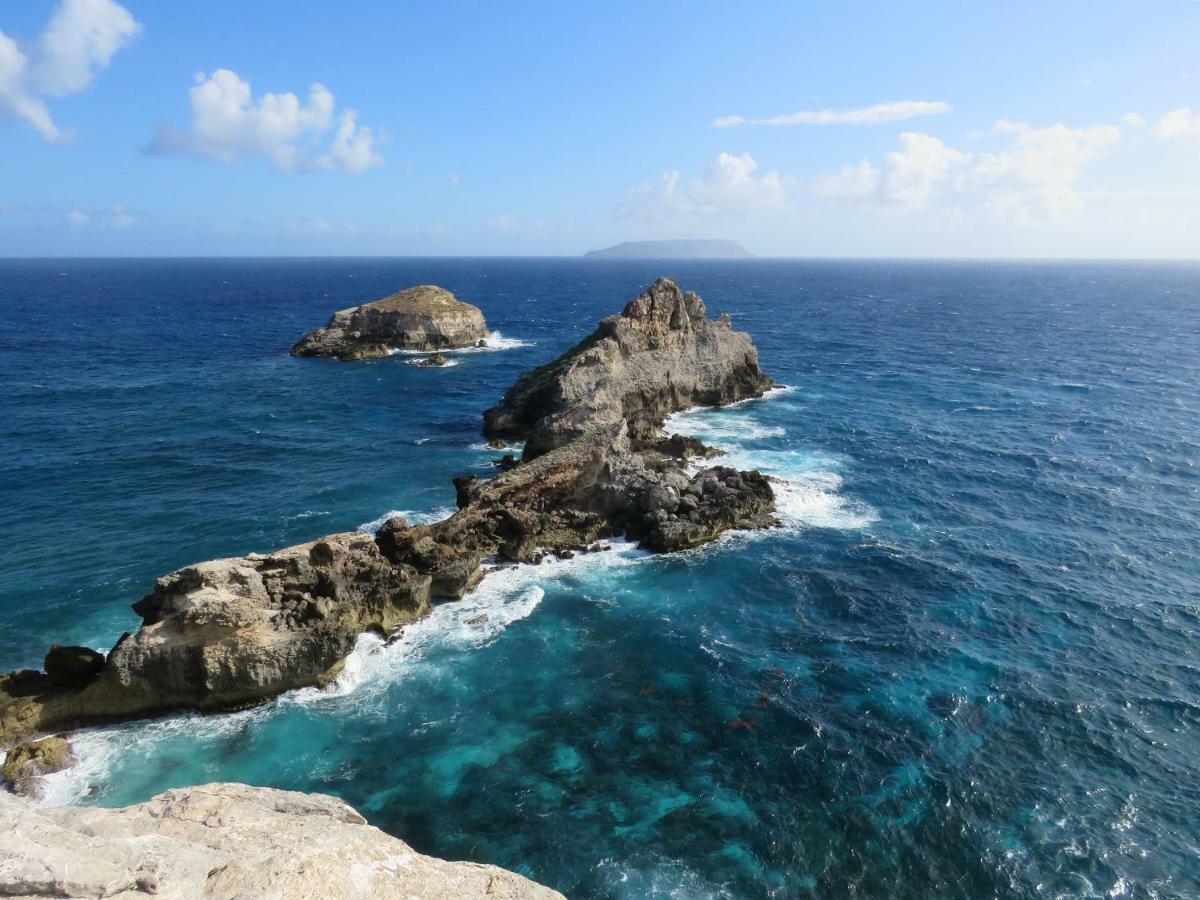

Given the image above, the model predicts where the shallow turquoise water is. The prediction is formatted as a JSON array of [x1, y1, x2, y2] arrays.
[[2, 259, 1199, 897]]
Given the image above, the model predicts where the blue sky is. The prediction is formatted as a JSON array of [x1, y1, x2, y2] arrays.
[[1, 0, 1198, 257]]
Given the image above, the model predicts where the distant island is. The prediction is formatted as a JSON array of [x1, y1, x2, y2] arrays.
[[585, 239, 753, 259]]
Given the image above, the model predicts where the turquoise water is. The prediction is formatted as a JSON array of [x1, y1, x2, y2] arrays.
[[2, 259, 1199, 897]]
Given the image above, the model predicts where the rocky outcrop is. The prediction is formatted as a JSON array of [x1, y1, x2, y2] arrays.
[[2, 736, 73, 798], [0, 782, 563, 898], [292, 285, 489, 360], [1, 532, 430, 743], [1, 277, 776, 748], [483, 276, 772, 459]]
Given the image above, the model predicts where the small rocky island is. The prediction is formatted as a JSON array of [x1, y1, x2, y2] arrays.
[[0, 277, 775, 896], [292, 284, 489, 361]]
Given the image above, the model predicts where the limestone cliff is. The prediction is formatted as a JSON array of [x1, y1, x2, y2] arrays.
[[0, 782, 563, 898], [292, 285, 489, 360]]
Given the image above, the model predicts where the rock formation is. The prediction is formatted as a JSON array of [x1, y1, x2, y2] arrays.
[[1, 532, 430, 743], [292, 285, 489, 360], [1, 736, 72, 798], [1, 278, 776, 748], [0, 782, 563, 898], [484, 276, 772, 459]]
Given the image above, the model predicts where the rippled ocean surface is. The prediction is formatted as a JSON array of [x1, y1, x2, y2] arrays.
[[2, 258, 1199, 898]]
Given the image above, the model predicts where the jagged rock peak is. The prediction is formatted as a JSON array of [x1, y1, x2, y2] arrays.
[[620, 276, 707, 326], [483, 277, 772, 459]]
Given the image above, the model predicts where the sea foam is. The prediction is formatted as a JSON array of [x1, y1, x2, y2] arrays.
[[389, 331, 533, 356]]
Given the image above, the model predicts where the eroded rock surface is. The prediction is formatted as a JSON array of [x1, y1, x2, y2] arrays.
[[1, 736, 72, 798], [1, 533, 430, 743], [292, 285, 489, 360], [0, 782, 563, 898], [483, 276, 772, 459]]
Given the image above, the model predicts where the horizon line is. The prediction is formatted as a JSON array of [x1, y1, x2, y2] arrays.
[[2, 254, 1200, 263]]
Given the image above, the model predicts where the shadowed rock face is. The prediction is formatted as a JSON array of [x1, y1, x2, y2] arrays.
[[483, 276, 772, 459], [292, 285, 489, 360], [0, 278, 776, 747], [0, 782, 565, 899]]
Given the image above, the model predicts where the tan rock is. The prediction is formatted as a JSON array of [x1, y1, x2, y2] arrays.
[[1, 532, 430, 745], [0, 782, 563, 898], [1, 736, 73, 798], [292, 285, 489, 360], [483, 276, 772, 459]]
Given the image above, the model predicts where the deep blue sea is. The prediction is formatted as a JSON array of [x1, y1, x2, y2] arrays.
[[2, 258, 1199, 898]]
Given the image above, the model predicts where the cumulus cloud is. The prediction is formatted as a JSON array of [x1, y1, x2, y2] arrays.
[[0, 0, 140, 141], [147, 68, 382, 174], [813, 132, 967, 209], [718, 100, 949, 128], [1153, 107, 1200, 140], [814, 120, 1120, 220], [619, 152, 786, 220], [1122, 112, 1147, 129], [65, 209, 87, 227], [971, 121, 1120, 218]]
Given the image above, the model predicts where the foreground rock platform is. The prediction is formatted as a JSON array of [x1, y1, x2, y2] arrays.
[[0, 782, 564, 898], [292, 284, 489, 360]]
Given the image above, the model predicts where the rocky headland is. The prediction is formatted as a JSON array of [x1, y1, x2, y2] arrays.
[[292, 284, 489, 360], [1, 277, 777, 894], [0, 782, 563, 898], [2, 278, 775, 748]]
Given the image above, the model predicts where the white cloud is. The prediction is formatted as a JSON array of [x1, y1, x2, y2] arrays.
[[971, 121, 1120, 218], [1153, 107, 1200, 140], [620, 152, 786, 220], [1122, 112, 1147, 129], [62, 202, 134, 228], [284, 217, 356, 235], [0, 0, 139, 142], [111, 201, 133, 227], [814, 120, 1120, 220], [750, 100, 950, 127], [814, 132, 967, 209], [318, 110, 382, 174], [34, 0, 142, 96], [488, 212, 517, 232], [148, 69, 382, 174], [711, 115, 747, 129]]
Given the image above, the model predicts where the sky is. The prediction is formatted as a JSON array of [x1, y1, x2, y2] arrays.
[[1, 0, 1198, 258]]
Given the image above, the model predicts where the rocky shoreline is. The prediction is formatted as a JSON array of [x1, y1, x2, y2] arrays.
[[1, 277, 775, 753], [1, 276, 777, 892]]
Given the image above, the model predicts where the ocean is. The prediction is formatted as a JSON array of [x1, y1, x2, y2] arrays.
[[1, 258, 1198, 898]]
